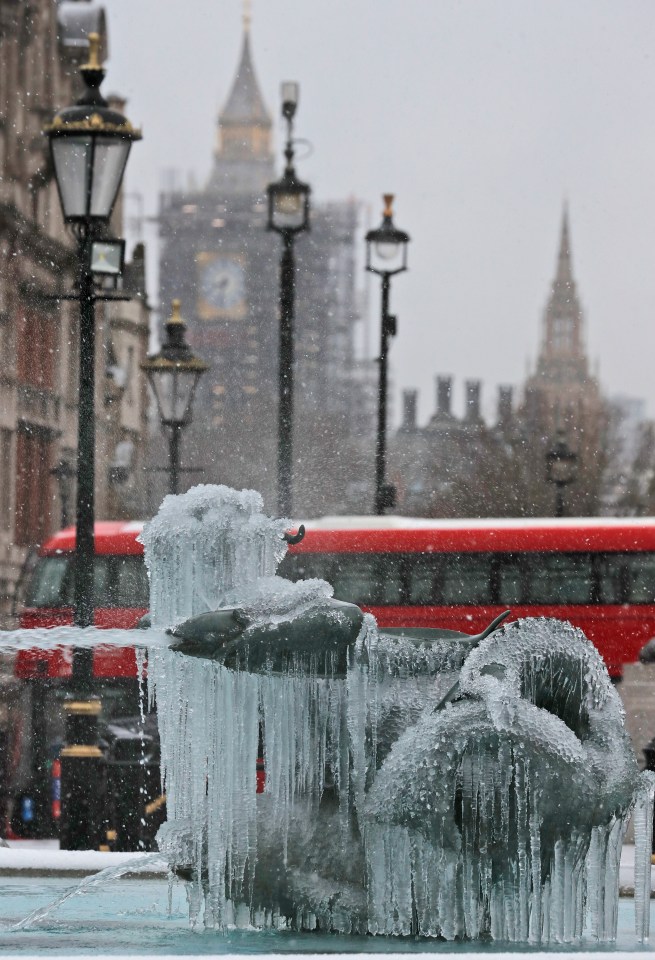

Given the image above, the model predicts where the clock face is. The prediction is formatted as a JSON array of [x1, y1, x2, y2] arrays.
[[197, 255, 246, 318]]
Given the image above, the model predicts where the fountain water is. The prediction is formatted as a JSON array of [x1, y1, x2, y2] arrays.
[[1, 483, 653, 946]]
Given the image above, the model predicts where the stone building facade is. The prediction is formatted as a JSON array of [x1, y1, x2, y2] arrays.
[[157, 23, 373, 516], [0, 0, 150, 616]]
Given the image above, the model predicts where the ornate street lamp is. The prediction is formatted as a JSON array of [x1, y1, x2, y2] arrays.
[[545, 427, 578, 517], [267, 82, 310, 516], [365, 194, 410, 515], [44, 33, 141, 632], [141, 300, 208, 495], [44, 32, 140, 851]]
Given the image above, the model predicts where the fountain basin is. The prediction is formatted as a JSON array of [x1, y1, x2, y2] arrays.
[[0, 872, 651, 957], [2, 486, 654, 945]]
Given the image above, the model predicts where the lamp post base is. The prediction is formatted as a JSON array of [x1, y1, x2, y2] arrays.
[[59, 697, 105, 851]]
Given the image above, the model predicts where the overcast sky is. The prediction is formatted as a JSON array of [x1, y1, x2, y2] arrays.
[[104, 0, 655, 424]]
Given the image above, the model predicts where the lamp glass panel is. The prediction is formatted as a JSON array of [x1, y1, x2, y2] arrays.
[[51, 136, 92, 218], [272, 189, 305, 229], [150, 368, 198, 425], [375, 239, 402, 261], [171, 369, 199, 424], [281, 81, 299, 107], [90, 138, 131, 219], [369, 238, 405, 273]]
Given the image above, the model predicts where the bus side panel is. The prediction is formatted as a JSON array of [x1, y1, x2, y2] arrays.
[[93, 646, 139, 679], [14, 647, 73, 680], [93, 609, 147, 630], [16, 607, 147, 679], [565, 607, 655, 678], [367, 604, 655, 678]]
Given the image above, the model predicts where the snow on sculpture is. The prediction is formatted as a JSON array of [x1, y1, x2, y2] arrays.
[[140, 484, 654, 941]]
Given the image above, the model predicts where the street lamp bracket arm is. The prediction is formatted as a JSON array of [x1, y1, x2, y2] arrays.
[[366, 264, 408, 279]]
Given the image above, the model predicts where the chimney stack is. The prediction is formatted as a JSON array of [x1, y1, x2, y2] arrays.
[[436, 375, 452, 418], [401, 389, 418, 432], [465, 380, 481, 423]]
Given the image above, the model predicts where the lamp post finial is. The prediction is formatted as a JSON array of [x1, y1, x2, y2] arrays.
[[83, 32, 102, 71], [170, 299, 184, 325]]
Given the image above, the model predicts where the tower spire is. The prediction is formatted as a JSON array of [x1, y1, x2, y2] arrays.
[[556, 201, 573, 284], [207, 8, 274, 195], [219, 20, 270, 127], [535, 204, 588, 375]]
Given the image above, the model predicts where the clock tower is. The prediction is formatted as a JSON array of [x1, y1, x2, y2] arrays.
[[158, 15, 369, 512], [159, 16, 279, 498]]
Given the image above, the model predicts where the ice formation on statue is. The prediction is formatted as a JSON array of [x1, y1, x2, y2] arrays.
[[139, 485, 654, 942]]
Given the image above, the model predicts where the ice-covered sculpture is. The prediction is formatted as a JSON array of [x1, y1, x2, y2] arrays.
[[366, 618, 640, 941], [141, 485, 653, 942]]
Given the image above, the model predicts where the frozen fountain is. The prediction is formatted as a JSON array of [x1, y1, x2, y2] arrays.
[[139, 485, 654, 943], [1, 482, 654, 947]]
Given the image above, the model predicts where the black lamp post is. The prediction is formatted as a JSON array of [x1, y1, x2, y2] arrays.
[[365, 195, 410, 515], [545, 427, 579, 517], [45, 33, 141, 635], [44, 32, 140, 851], [141, 300, 208, 495], [267, 82, 310, 517]]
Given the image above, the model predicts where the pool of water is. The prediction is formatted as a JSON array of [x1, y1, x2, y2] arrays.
[[0, 876, 652, 957]]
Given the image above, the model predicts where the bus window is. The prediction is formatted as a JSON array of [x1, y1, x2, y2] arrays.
[[278, 552, 334, 584], [24, 554, 149, 609], [596, 554, 630, 604], [332, 555, 378, 605], [498, 554, 528, 605], [377, 555, 403, 605], [25, 556, 72, 607], [438, 554, 493, 605], [332, 555, 385, 606], [407, 555, 438, 604], [115, 556, 150, 607], [626, 553, 655, 603], [93, 558, 111, 605], [528, 554, 593, 604]]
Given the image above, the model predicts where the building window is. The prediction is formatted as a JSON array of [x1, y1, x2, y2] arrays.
[[0, 429, 12, 532], [17, 309, 55, 390], [15, 426, 52, 546], [126, 346, 135, 406]]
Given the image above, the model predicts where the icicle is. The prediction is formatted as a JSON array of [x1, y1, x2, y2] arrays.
[[634, 770, 655, 942], [134, 645, 147, 724]]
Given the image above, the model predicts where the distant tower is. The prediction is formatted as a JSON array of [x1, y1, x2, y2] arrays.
[[534, 206, 589, 383], [157, 9, 366, 514], [206, 11, 274, 196], [521, 206, 604, 515]]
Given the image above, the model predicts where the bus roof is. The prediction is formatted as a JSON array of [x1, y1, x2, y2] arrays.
[[301, 516, 655, 531], [294, 516, 655, 553], [39, 516, 655, 556], [40, 520, 145, 555]]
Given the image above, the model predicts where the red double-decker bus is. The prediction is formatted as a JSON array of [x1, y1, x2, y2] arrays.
[[17, 515, 655, 679], [11, 515, 655, 837], [17, 521, 148, 681], [280, 516, 655, 679]]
